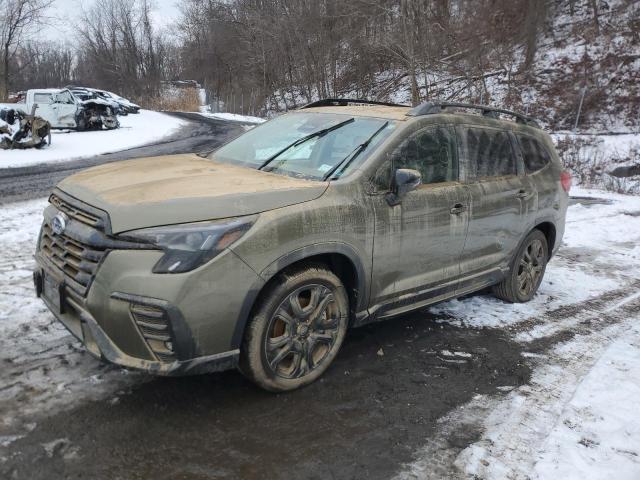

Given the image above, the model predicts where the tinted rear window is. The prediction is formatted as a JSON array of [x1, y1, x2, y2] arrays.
[[518, 135, 552, 173], [466, 128, 517, 179]]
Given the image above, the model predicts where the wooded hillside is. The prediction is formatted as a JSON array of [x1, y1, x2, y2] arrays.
[[2, 0, 638, 130]]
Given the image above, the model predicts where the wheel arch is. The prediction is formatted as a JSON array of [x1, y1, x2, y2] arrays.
[[230, 243, 368, 349], [533, 221, 556, 258]]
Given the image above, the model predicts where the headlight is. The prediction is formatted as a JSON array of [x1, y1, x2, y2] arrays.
[[123, 216, 256, 273]]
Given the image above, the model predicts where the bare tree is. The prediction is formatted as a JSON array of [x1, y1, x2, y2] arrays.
[[74, 0, 169, 100], [0, 0, 53, 99]]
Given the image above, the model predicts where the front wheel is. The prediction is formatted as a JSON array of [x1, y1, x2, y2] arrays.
[[240, 265, 349, 392], [493, 229, 548, 303]]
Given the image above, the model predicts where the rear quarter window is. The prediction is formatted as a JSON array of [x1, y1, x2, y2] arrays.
[[518, 135, 552, 173]]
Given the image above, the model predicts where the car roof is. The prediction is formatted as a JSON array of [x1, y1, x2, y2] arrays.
[[301, 105, 411, 121], [31, 88, 66, 93], [294, 105, 540, 130]]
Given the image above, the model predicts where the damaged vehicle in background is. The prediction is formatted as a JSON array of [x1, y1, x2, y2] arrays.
[[68, 86, 141, 115], [68, 87, 124, 116], [0, 107, 51, 150], [1, 88, 120, 131]]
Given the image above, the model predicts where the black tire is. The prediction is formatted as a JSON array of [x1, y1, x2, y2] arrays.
[[239, 264, 349, 392], [493, 229, 548, 303], [76, 115, 87, 131]]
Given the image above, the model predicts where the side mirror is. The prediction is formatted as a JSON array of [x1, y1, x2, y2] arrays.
[[386, 168, 421, 206]]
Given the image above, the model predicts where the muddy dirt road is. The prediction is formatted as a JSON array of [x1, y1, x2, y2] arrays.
[[1, 318, 530, 480]]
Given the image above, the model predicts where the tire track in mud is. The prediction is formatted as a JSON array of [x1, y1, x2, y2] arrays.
[[513, 280, 640, 344]]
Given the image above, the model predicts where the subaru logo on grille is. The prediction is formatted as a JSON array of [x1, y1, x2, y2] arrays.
[[51, 212, 69, 235]]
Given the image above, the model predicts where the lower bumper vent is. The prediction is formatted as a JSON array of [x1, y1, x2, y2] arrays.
[[130, 304, 176, 363]]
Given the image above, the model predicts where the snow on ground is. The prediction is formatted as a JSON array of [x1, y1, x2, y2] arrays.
[[533, 325, 640, 479], [397, 187, 640, 479], [0, 110, 187, 169], [196, 108, 266, 124], [0, 199, 144, 446]]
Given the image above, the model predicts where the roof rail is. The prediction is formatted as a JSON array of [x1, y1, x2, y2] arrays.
[[406, 101, 540, 128], [300, 98, 409, 109]]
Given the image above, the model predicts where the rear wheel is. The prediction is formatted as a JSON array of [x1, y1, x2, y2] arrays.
[[240, 265, 349, 392], [493, 229, 548, 303]]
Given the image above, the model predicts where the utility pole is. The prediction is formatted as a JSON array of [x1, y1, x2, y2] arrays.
[[574, 87, 587, 132]]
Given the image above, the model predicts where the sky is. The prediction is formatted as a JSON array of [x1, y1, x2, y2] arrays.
[[41, 0, 181, 41]]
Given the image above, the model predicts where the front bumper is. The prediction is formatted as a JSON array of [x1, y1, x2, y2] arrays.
[[34, 267, 239, 375], [35, 193, 264, 374]]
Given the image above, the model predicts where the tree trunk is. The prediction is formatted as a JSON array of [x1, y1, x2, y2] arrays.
[[589, 0, 600, 34]]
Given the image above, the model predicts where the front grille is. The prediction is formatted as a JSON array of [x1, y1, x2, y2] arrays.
[[39, 223, 107, 296], [50, 194, 103, 229], [130, 304, 177, 362]]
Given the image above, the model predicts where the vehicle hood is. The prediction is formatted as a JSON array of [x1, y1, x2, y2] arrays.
[[80, 98, 116, 108], [57, 154, 328, 233]]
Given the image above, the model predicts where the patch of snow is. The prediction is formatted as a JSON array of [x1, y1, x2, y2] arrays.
[[0, 110, 187, 169], [440, 350, 473, 358], [533, 325, 640, 480], [0, 198, 145, 443], [196, 110, 266, 124]]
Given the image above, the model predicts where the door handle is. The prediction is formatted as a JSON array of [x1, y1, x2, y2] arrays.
[[450, 203, 467, 215], [515, 189, 531, 199]]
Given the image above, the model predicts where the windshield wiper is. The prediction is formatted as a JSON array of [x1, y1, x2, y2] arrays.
[[257, 117, 355, 171], [322, 121, 389, 181]]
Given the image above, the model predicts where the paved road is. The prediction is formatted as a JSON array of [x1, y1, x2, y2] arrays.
[[0, 113, 247, 204]]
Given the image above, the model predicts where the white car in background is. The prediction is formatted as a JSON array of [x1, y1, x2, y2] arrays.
[[2, 88, 120, 130]]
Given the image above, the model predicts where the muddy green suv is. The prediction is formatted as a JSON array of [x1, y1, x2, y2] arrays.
[[34, 99, 569, 391]]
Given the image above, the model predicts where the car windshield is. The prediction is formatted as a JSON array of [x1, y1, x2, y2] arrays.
[[210, 112, 396, 180]]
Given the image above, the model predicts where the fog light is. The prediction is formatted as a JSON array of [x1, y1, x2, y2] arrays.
[[165, 341, 174, 352]]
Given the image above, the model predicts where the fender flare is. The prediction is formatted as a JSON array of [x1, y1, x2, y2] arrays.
[[510, 216, 557, 267], [229, 242, 369, 349]]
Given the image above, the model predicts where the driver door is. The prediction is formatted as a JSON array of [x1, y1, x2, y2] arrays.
[[367, 124, 469, 319]]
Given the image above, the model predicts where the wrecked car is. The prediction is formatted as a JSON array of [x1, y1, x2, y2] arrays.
[[1, 107, 51, 150], [91, 88, 141, 115], [6, 88, 119, 130], [34, 99, 569, 392], [68, 87, 126, 116], [67, 86, 141, 115]]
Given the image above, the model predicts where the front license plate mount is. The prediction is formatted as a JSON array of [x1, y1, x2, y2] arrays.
[[42, 269, 65, 314]]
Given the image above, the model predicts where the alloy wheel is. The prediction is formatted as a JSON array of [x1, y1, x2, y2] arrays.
[[517, 238, 545, 297], [264, 284, 341, 379]]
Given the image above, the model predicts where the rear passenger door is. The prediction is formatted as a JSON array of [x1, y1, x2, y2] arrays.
[[457, 126, 530, 290]]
